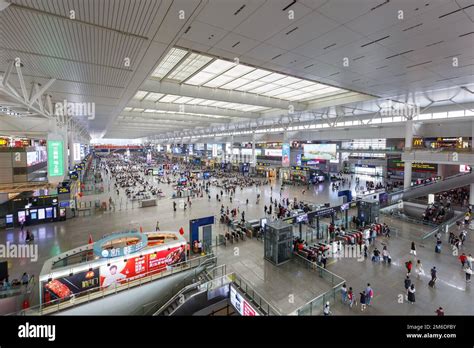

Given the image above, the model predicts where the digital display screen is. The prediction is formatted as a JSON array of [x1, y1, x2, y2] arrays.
[[18, 211, 26, 223], [340, 203, 350, 211], [30, 209, 37, 220], [45, 207, 53, 218], [38, 208, 45, 220], [303, 144, 337, 160], [6, 214, 13, 224]]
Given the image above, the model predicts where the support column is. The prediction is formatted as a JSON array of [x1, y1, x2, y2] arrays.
[[470, 184, 474, 207], [404, 118, 414, 189], [230, 136, 234, 164], [251, 132, 256, 167]]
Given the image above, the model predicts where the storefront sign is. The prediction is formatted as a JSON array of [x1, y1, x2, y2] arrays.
[[58, 186, 70, 194]]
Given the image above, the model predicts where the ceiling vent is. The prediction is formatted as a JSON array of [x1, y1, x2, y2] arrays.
[[286, 27, 299, 35], [426, 40, 444, 47], [282, 0, 297, 11], [385, 49, 414, 59], [353, 56, 365, 61], [439, 4, 474, 19], [371, 0, 390, 11], [402, 23, 423, 32], [459, 32, 474, 38], [323, 43, 336, 50], [406, 60, 432, 68], [234, 4, 246, 15], [361, 35, 390, 47], [184, 26, 191, 34]]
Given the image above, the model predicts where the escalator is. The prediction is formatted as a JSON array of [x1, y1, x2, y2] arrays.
[[153, 265, 230, 316], [389, 172, 474, 202]]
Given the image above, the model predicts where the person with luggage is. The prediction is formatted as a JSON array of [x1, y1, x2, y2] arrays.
[[415, 260, 424, 278], [410, 241, 416, 256], [405, 260, 413, 276], [429, 266, 437, 287], [407, 284, 416, 304]]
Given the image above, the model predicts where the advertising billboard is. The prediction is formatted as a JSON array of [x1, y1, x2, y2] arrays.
[[27, 146, 47, 166], [282, 143, 290, 167], [264, 149, 282, 157], [303, 144, 337, 161], [43, 268, 100, 302], [99, 245, 186, 288], [230, 285, 260, 316]]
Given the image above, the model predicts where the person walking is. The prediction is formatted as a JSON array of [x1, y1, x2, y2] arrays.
[[405, 260, 413, 276], [323, 301, 331, 316], [464, 264, 472, 283], [155, 220, 160, 231], [173, 201, 177, 212], [359, 291, 367, 312], [435, 307, 445, 316], [382, 246, 389, 263], [348, 287, 354, 308], [407, 284, 416, 304], [365, 284, 373, 306], [404, 276, 412, 295], [341, 283, 348, 303], [410, 241, 416, 256], [459, 253, 467, 268], [415, 260, 424, 278], [430, 266, 437, 287]]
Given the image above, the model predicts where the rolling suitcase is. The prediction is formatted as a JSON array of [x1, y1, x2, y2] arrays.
[[429, 279, 436, 287], [387, 256, 392, 264]]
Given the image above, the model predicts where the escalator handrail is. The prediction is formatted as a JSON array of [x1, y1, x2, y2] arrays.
[[392, 171, 473, 196], [152, 281, 202, 316]]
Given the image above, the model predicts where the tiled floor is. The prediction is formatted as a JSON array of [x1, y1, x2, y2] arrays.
[[1, 171, 472, 315]]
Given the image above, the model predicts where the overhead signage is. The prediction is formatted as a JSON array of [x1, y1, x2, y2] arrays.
[[47, 139, 65, 177], [58, 186, 70, 194]]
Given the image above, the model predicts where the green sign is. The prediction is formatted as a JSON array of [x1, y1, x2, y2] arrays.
[[47, 140, 64, 176]]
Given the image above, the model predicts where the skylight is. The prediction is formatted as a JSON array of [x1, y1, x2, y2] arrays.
[[166, 53, 213, 81], [151, 48, 188, 79]]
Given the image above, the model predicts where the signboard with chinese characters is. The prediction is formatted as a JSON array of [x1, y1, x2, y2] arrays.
[[282, 143, 290, 167], [47, 133, 66, 184]]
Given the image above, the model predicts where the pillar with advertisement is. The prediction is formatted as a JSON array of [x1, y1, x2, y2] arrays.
[[47, 133, 66, 185]]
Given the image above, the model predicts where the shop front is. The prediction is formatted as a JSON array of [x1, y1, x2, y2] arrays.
[[387, 158, 437, 180], [256, 162, 277, 178], [290, 166, 308, 183], [354, 164, 383, 177]]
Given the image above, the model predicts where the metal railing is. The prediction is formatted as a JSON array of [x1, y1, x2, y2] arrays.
[[231, 273, 281, 316], [291, 253, 346, 316], [7, 254, 216, 316], [421, 212, 466, 241]]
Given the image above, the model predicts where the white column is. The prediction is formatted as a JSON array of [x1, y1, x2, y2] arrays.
[[404, 118, 414, 189], [230, 136, 234, 163], [251, 133, 256, 167], [470, 184, 474, 206]]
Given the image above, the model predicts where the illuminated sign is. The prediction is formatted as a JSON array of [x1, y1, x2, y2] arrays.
[[47, 140, 65, 177], [282, 143, 290, 167], [58, 187, 70, 194], [73, 143, 81, 161]]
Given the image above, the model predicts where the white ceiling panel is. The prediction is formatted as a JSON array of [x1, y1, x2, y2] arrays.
[[233, 0, 313, 42], [213, 32, 261, 55], [266, 11, 340, 51], [195, 0, 266, 31], [294, 26, 364, 58]]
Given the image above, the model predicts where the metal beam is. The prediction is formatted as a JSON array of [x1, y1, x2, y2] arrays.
[[140, 79, 307, 110], [120, 111, 231, 123], [126, 100, 259, 119]]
